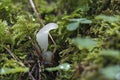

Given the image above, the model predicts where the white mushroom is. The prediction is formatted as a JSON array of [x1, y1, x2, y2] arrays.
[[36, 23, 58, 52]]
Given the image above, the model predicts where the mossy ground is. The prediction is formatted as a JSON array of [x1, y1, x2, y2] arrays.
[[0, 0, 120, 80]]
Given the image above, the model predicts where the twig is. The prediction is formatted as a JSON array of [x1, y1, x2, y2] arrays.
[[4, 46, 36, 80], [29, 72, 36, 80], [31, 64, 37, 73], [4, 46, 25, 67], [4, 46, 16, 60], [29, 0, 44, 26], [29, 0, 57, 53], [48, 33, 57, 53], [37, 59, 42, 80], [28, 36, 44, 61], [24, 59, 36, 80]]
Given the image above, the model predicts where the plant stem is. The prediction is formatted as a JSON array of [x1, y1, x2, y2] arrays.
[[29, 72, 36, 80]]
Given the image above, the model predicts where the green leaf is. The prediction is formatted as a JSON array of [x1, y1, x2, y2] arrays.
[[80, 19, 92, 24], [101, 49, 120, 58], [100, 66, 120, 79], [45, 63, 70, 72], [95, 15, 119, 22], [67, 18, 92, 31], [70, 18, 92, 24], [67, 22, 79, 31], [72, 37, 97, 50], [0, 67, 29, 75]]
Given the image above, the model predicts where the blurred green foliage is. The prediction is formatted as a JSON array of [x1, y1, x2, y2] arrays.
[[0, 0, 120, 80], [72, 37, 97, 51]]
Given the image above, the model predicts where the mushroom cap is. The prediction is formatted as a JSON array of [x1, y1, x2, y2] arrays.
[[36, 23, 58, 52]]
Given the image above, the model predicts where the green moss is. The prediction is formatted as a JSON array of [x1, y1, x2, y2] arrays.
[[0, 0, 120, 80]]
